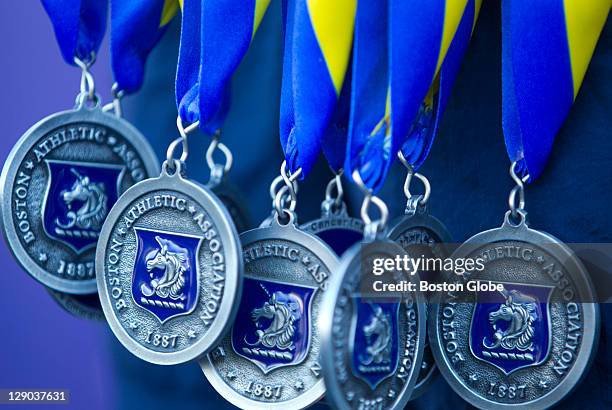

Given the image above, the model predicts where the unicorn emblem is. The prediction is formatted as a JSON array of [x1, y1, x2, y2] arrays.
[[245, 285, 301, 351], [43, 160, 124, 253], [56, 168, 108, 231], [132, 228, 202, 323], [483, 289, 537, 352], [141, 236, 188, 301], [470, 283, 553, 374], [360, 304, 393, 366], [232, 277, 316, 373]]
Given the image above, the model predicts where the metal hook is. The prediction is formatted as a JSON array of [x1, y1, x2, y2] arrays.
[[508, 161, 529, 216], [324, 173, 344, 210], [206, 136, 233, 174], [166, 116, 199, 163], [398, 151, 431, 207], [352, 170, 389, 235], [74, 54, 96, 102]]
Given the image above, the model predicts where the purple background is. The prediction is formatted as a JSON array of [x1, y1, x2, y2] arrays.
[[0, 3, 114, 409]]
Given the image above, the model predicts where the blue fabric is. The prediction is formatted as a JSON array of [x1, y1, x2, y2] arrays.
[[401, 0, 476, 169], [41, 0, 107, 65], [321, 67, 352, 173], [389, 0, 445, 168], [199, 0, 259, 134], [175, 0, 201, 125], [110, 0, 171, 94], [345, 0, 389, 191], [502, 0, 574, 181], [279, 0, 338, 177]]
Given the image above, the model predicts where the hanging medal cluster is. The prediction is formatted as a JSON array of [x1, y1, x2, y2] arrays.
[[2, 1, 609, 410]]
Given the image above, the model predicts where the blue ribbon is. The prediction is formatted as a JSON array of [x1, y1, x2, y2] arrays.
[[401, 0, 477, 169], [41, 0, 107, 65], [345, 0, 390, 191], [110, 0, 175, 94], [175, 0, 201, 125]]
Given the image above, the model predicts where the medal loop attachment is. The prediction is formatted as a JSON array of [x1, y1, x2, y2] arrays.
[[102, 83, 125, 117], [74, 53, 99, 107], [352, 170, 389, 240], [165, 116, 199, 174], [398, 152, 430, 214], [322, 173, 346, 216], [273, 161, 302, 225], [206, 130, 233, 185], [508, 161, 529, 225]]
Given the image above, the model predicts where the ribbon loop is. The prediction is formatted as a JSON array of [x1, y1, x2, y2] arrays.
[[280, 0, 356, 177], [110, 0, 178, 94], [42, 0, 107, 65]]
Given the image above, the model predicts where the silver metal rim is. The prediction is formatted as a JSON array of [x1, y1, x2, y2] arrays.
[[429, 221, 599, 410], [321, 240, 427, 410], [96, 172, 242, 365], [200, 221, 338, 409], [0, 106, 159, 294], [387, 211, 452, 399]]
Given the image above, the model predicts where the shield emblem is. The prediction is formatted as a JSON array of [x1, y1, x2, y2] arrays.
[[470, 282, 554, 374], [43, 159, 125, 253], [350, 298, 400, 389], [131, 227, 202, 323], [231, 277, 317, 374]]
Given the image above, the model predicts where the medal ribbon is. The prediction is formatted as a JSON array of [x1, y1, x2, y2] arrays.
[[502, 0, 610, 181], [346, 0, 471, 192], [400, 0, 482, 169], [110, 0, 179, 94], [176, 0, 271, 133], [41, 0, 107, 64], [280, 0, 357, 177]]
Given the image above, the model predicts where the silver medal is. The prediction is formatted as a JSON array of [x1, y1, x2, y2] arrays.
[[429, 164, 599, 409], [96, 157, 242, 365], [322, 242, 426, 410], [301, 175, 364, 256], [321, 172, 426, 410], [47, 289, 105, 321], [386, 163, 452, 399], [201, 163, 339, 409], [0, 102, 158, 294]]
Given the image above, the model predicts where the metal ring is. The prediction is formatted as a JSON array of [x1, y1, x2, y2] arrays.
[[74, 55, 96, 102], [325, 174, 344, 210], [280, 161, 302, 208], [165, 117, 199, 163], [508, 161, 529, 216], [398, 151, 431, 206], [206, 138, 233, 174], [360, 194, 389, 230]]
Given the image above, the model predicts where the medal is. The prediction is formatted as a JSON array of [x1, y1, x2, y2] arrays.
[[47, 288, 105, 322], [96, 0, 244, 364], [96, 127, 242, 364], [0, 89, 158, 294], [321, 171, 426, 410], [386, 154, 453, 399], [301, 175, 364, 256], [201, 163, 339, 409], [429, 164, 599, 409], [0, 1, 175, 297]]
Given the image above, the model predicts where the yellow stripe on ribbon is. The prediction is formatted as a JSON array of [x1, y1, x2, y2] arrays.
[[160, 0, 179, 27], [435, 0, 469, 75], [306, 0, 357, 94], [563, 0, 611, 98], [253, 0, 271, 38]]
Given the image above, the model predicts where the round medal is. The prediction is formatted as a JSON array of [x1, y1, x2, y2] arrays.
[[0, 104, 158, 294], [321, 240, 426, 410], [47, 289, 105, 321], [200, 215, 338, 409], [301, 205, 364, 256], [387, 205, 452, 399], [96, 160, 242, 365], [429, 211, 599, 409]]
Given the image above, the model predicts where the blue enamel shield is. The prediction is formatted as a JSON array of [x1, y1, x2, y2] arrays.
[[350, 299, 400, 389], [43, 159, 124, 253], [131, 227, 202, 323], [231, 277, 316, 374], [470, 282, 554, 374]]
